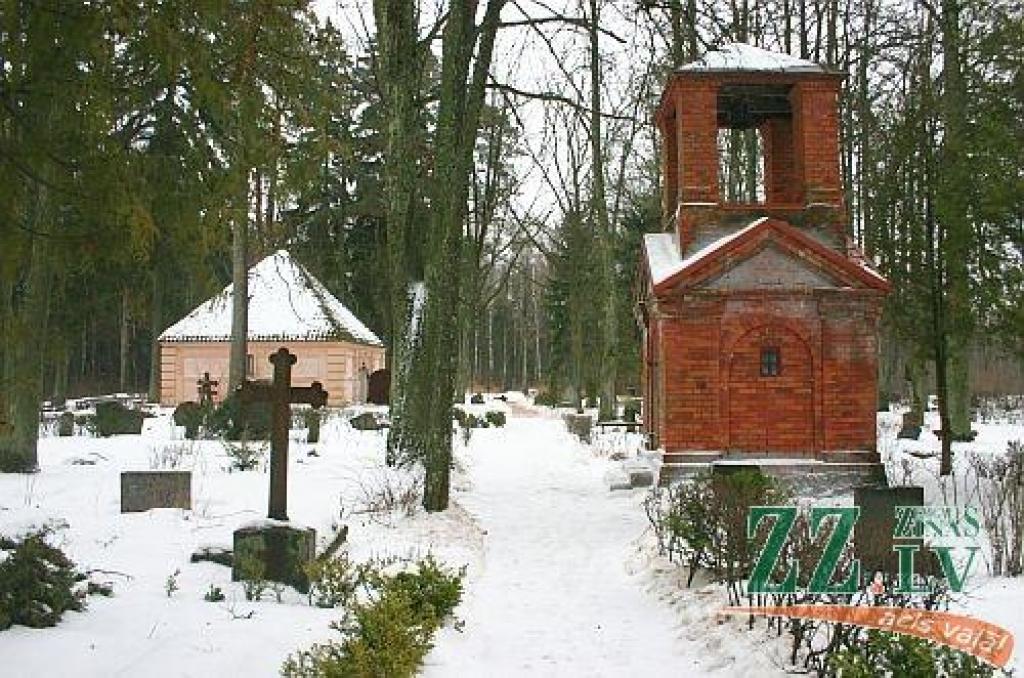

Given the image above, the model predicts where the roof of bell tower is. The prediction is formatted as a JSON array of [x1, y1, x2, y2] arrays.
[[677, 43, 830, 74]]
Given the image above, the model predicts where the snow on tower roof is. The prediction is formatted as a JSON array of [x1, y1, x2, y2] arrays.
[[159, 250, 383, 346], [677, 43, 826, 74]]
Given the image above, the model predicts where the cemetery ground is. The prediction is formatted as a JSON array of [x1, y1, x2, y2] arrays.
[[0, 394, 1022, 676]]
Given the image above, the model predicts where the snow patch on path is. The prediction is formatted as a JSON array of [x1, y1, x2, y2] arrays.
[[425, 417, 709, 676]]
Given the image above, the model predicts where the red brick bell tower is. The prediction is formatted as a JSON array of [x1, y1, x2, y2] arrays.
[[637, 44, 890, 477]]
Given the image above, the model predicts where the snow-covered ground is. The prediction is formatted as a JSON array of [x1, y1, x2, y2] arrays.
[[1, 396, 1022, 676]]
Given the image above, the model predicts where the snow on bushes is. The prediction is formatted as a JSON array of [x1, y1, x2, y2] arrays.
[[282, 556, 465, 677], [0, 527, 86, 631]]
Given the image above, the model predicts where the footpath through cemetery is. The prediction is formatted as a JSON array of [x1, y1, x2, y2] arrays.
[[2, 6, 1024, 678]]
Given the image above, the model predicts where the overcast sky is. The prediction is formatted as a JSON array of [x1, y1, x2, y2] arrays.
[[311, 0, 662, 229]]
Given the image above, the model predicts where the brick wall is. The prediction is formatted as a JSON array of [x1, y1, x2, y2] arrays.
[[651, 292, 882, 455]]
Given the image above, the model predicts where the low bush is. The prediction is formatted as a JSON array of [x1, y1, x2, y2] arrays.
[[282, 556, 465, 678], [305, 553, 359, 609], [828, 629, 999, 677], [622, 399, 641, 423], [349, 411, 384, 431], [222, 439, 266, 472], [0, 528, 86, 631], [469, 393, 485, 404], [208, 393, 272, 441], [484, 410, 506, 427], [644, 469, 788, 598], [94, 401, 145, 436], [204, 585, 225, 603], [533, 390, 559, 407], [452, 407, 487, 430], [173, 401, 205, 440]]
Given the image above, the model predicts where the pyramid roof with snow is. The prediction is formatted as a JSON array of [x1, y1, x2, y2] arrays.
[[676, 42, 828, 74], [159, 250, 382, 346]]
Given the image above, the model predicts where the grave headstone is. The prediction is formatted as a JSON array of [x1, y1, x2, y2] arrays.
[[304, 408, 321, 444], [233, 348, 326, 592], [58, 411, 75, 436], [233, 522, 316, 593], [897, 410, 922, 440], [236, 348, 327, 521], [197, 372, 219, 408], [367, 369, 390, 405], [350, 411, 384, 431], [120, 471, 192, 512], [564, 413, 593, 443], [853, 485, 932, 577]]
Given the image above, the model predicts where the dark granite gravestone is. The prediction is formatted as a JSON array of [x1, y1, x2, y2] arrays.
[[897, 410, 923, 440], [58, 411, 75, 436], [233, 348, 326, 592], [120, 471, 192, 512], [367, 368, 390, 406], [854, 485, 930, 576]]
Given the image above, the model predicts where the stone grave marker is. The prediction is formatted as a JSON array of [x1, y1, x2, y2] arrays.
[[564, 412, 592, 443], [197, 372, 219, 408], [367, 368, 390, 405], [897, 410, 923, 440], [121, 471, 192, 512], [854, 485, 932, 577], [58, 411, 75, 436], [232, 348, 327, 592]]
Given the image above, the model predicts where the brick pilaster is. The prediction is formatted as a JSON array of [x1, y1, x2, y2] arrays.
[[790, 79, 843, 206], [676, 80, 719, 204]]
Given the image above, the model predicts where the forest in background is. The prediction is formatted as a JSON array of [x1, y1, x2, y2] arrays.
[[1, 0, 1021, 501]]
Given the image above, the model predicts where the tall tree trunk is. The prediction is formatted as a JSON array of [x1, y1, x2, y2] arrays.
[[1, 220, 49, 473], [148, 264, 163, 402], [936, 0, 972, 440], [374, 0, 424, 466], [590, 0, 617, 420], [412, 0, 506, 511], [228, 182, 249, 390], [119, 288, 130, 392]]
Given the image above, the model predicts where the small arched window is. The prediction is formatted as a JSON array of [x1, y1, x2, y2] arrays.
[[760, 347, 780, 377]]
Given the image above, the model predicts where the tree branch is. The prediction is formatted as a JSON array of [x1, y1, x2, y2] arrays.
[[487, 81, 637, 122]]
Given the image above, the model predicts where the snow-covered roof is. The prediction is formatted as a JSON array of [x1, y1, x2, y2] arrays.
[[159, 250, 383, 346], [678, 43, 826, 74], [643, 217, 890, 293], [644, 218, 768, 287]]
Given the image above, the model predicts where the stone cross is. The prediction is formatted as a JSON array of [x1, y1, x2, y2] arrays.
[[197, 372, 219, 407], [237, 348, 327, 521]]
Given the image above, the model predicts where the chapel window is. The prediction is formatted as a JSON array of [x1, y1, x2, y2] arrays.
[[760, 347, 780, 377]]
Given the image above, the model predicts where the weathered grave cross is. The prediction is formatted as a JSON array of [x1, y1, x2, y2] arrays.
[[197, 372, 219, 407], [237, 348, 327, 521]]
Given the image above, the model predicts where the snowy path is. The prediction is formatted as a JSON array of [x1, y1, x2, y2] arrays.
[[425, 415, 703, 677]]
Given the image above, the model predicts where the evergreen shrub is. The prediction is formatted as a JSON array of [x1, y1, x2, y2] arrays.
[[173, 401, 204, 439], [208, 393, 271, 440], [94, 401, 145, 436], [484, 410, 506, 427], [0, 528, 86, 631], [282, 556, 465, 677]]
